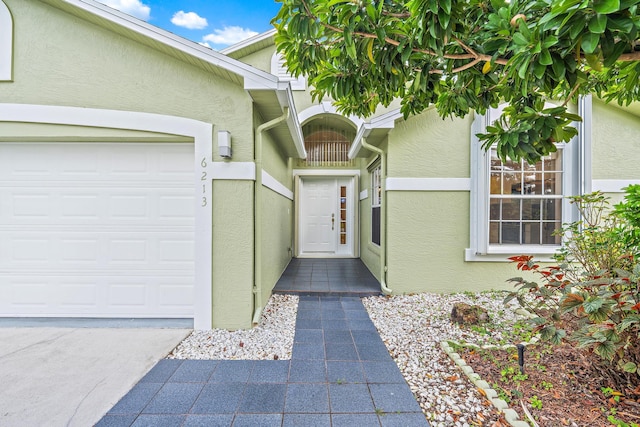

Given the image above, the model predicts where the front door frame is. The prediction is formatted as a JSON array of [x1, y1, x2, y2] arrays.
[[294, 169, 360, 258]]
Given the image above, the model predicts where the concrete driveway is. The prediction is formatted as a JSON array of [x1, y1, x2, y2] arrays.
[[0, 326, 190, 427]]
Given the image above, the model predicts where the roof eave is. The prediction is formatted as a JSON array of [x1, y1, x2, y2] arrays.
[[348, 109, 403, 159]]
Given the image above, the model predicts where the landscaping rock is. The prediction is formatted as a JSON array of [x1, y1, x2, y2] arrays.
[[450, 302, 490, 325]]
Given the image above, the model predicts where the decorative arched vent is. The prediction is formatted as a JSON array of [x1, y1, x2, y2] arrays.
[[299, 121, 356, 167], [271, 53, 306, 90], [0, 0, 13, 81]]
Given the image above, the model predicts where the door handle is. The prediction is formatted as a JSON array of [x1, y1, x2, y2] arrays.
[[331, 213, 335, 230]]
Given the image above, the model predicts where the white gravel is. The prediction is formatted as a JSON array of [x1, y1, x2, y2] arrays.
[[168, 294, 298, 360], [168, 291, 526, 426], [362, 292, 524, 426]]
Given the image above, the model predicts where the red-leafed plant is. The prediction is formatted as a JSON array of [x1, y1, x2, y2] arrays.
[[505, 190, 640, 391]]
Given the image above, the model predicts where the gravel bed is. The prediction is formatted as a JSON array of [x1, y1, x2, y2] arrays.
[[362, 292, 525, 427], [167, 294, 298, 360]]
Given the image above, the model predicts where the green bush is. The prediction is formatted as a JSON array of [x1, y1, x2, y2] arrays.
[[505, 190, 640, 391]]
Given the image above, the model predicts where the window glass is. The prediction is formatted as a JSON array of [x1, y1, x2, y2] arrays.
[[488, 148, 562, 246]]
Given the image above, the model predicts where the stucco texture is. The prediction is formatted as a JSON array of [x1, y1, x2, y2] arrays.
[[592, 100, 640, 180], [388, 110, 472, 179], [386, 192, 516, 294]]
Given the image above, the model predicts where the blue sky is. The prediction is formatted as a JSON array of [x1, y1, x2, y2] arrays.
[[97, 0, 281, 50]]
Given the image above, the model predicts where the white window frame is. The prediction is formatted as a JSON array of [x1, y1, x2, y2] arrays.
[[271, 53, 306, 91], [0, 0, 13, 81], [467, 105, 583, 262], [370, 162, 382, 246]]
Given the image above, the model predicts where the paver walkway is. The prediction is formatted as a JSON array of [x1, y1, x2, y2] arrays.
[[272, 259, 380, 296], [97, 296, 429, 427]]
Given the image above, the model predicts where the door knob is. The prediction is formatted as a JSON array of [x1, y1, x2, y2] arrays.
[[331, 213, 335, 230]]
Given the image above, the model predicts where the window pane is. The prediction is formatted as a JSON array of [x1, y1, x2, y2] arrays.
[[501, 222, 521, 244], [523, 222, 541, 244], [489, 222, 500, 244], [543, 222, 561, 244], [504, 173, 522, 194], [501, 199, 520, 221], [542, 199, 560, 220], [523, 172, 541, 195], [522, 199, 541, 221], [372, 206, 381, 245], [543, 172, 562, 195]]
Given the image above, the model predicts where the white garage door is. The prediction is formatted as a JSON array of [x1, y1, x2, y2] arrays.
[[0, 142, 195, 318]]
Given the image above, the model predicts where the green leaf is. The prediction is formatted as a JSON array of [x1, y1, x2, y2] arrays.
[[588, 14, 608, 34], [623, 362, 637, 373], [594, 0, 621, 14], [512, 32, 529, 46], [539, 49, 553, 65], [581, 33, 600, 54]]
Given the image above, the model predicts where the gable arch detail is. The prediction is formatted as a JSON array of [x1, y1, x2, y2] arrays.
[[0, 0, 13, 81], [298, 102, 363, 129]]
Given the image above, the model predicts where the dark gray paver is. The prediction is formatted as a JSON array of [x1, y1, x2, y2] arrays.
[[182, 414, 234, 427], [249, 360, 290, 383], [190, 382, 246, 414], [237, 383, 287, 413], [232, 414, 282, 426], [282, 413, 331, 427], [331, 414, 381, 427], [326, 361, 365, 383], [142, 382, 203, 414], [209, 360, 254, 382], [329, 383, 375, 413], [362, 361, 407, 384], [369, 383, 424, 413], [285, 383, 329, 413], [131, 414, 186, 426], [294, 328, 323, 343], [291, 342, 325, 359], [169, 360, 218, 382], [289, 359, 327, 382]]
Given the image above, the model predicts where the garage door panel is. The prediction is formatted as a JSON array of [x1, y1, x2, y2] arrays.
[[0, 142, 195, 318], [1, 231, 194, 269]]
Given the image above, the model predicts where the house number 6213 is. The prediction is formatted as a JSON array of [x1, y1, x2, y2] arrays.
[[201, 157, 207, 207]]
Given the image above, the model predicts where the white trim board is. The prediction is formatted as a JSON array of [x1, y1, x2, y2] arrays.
[[386, 177, 471, 191], [592, 179, 640, 193], [359, 189, 368, 200], [262, 170, 294, 200], [0, 103, 213, 329], [211, 162, 255, 180]]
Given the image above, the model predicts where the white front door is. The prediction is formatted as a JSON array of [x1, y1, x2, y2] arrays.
[[298, 176, 355, 257]]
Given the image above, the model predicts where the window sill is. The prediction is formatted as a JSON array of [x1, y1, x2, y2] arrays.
[[464, 248, 558, 263]]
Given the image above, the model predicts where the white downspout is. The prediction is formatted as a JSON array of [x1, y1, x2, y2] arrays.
[[253, 107, 290, 325], [360, 137, 392, 295]]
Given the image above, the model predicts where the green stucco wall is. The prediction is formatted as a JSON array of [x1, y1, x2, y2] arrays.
[[258, 112, 294, 306], [212, 180, 254, 329], [388, 110, 471, 178], [592, 100, 640, 180]]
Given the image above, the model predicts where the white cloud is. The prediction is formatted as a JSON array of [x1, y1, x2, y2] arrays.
[[202, 26, 258, 46], [171, 11, 208, 30], [199, 42, 212, 49], [97, 0, 151, 21]]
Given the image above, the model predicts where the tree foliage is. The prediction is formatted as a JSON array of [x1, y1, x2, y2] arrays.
[[273, 0, 640, 162]]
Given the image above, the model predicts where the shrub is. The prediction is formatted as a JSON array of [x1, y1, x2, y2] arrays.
[[505, 190, 640, 391]]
